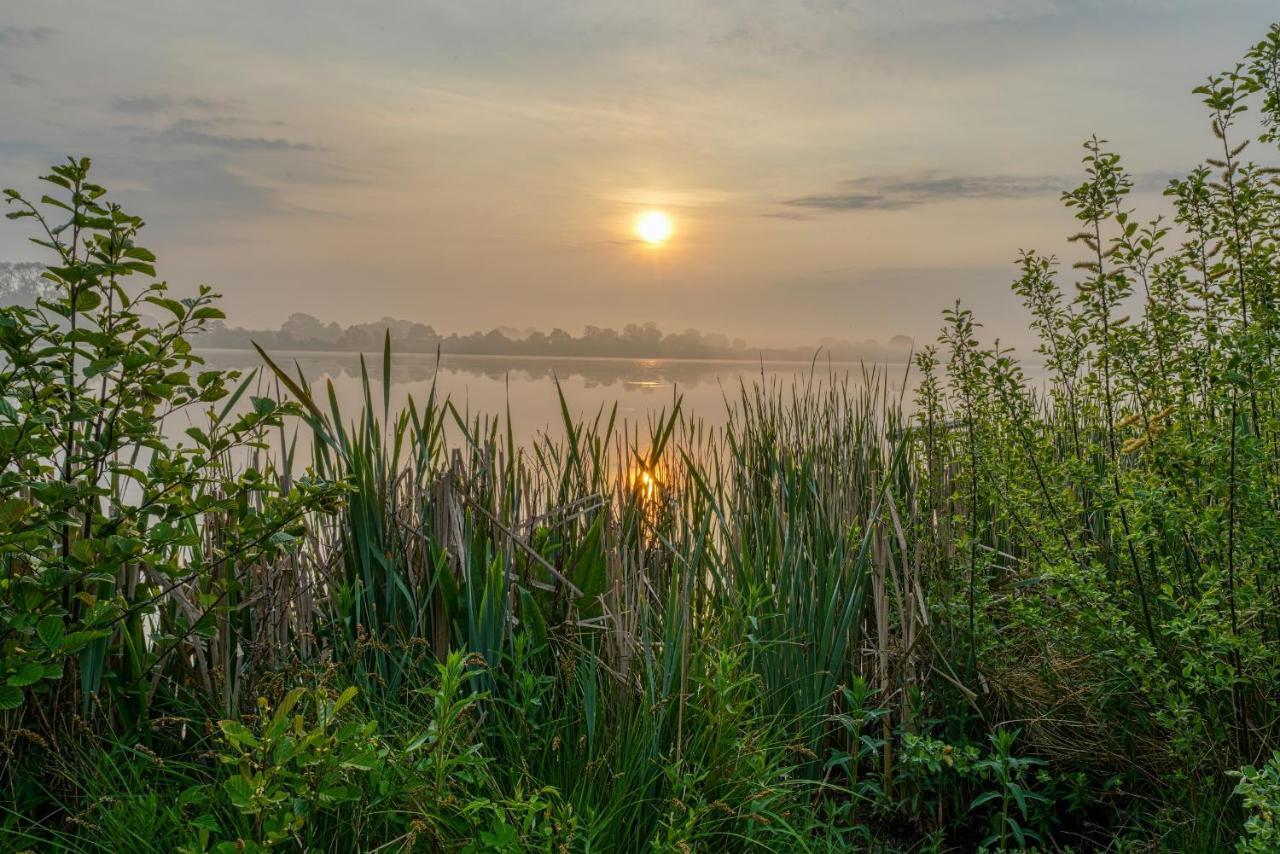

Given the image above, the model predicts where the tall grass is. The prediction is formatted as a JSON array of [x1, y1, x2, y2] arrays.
[[237, 346, 922, 848]]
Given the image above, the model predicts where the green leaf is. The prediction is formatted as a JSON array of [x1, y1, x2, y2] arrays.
[[8, 662, 46, 687], [339, 749, 378, 771], [219, 719, 261, 749], [144, 297, 186, 319], [317, 785, 355, 805], [223, 775, 256, 811], [61, 630, 109, 652], [1009, 781, 1029, 817], [1008, 815, 1027, 846], [570, 513, 608, 616], [123, 246, 157, 263], [969, 790, 1002, 811], [331, 685, 358, 716], [0, 498, 31, 525], [73, 289, 101, 312], [270, 687, 307, 733], [37, 615, 65, 651], [0, 684, 23, 710], [251, 396, 277, 416]]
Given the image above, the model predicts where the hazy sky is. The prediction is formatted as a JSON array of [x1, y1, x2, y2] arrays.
[[2, 2, 1276, 346]]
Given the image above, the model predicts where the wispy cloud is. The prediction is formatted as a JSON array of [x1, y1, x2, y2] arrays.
[[151, 121, 318, 152], [783, 167, 1189, 213], [110, 94, 220, 115], [0, 26, 55, 87], [0, 26, 55, 47], [783, 172, 1064, 212], [4, 70, 35, 87], [129, 158, 283, 215]]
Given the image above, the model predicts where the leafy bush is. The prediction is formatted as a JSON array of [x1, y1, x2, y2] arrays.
[[0, 159, 340, 728], [910, 17, 1280, 809], [1232, 752, 1280, 853], [213, 685, 382, 850]]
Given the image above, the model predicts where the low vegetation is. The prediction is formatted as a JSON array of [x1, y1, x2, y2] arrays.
[[2, 22, 1280, 853]]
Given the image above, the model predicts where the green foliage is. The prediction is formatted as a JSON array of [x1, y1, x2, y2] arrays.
[[1232, 752, 1280, 853], [212, 685, 382, 850], [910, 20, 1280, 835], [969, 729, 1050, 851], [395, 650, 495, 843], [0, 158, 341, 727]]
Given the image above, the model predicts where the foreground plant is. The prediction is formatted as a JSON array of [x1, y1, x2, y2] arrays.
[[1231, 752, 1280, 853], [213, 685, 382, 850], [0, 159, 341, 731]]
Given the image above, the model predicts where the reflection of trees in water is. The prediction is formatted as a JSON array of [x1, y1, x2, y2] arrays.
[[195, 349, 884, 392]]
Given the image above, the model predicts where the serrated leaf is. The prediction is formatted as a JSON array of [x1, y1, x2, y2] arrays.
[[37, 615, 65, 651], [8, 662, 45, 687], [218, 719, 261, 749], [0, 684, 23, 710]]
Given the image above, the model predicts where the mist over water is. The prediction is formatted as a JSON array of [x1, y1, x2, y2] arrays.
[[193, 349, 915, 443], [192, 348, 1048, 448]]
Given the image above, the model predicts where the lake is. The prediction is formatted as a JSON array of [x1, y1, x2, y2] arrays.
[[192, 349, 921, 447]]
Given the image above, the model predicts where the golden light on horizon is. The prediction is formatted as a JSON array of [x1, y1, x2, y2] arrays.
[[634, 210, 674, 246]]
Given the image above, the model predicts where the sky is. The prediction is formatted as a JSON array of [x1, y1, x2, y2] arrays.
[[1, 1, 1277, 347]]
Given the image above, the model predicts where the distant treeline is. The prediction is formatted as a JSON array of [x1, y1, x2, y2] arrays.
[[193, 312, 915, 362], [0, 265, 913, 361]]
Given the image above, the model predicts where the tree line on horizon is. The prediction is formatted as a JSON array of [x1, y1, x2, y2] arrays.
[[192, 309, 917, 362], [0, 263, 916, 361]]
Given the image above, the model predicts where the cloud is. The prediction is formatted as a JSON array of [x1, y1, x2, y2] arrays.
[[151, 121, 318, 152], [0, 26, 55, 47], [1135, 169, 1184, 192], [110, 94, 220, 115], [0, 27, 55, 87], [0, 139, 57, 157], [4, 69, 35, 87], [782, 172, 1065, 212], [130, 158, 282, 215]]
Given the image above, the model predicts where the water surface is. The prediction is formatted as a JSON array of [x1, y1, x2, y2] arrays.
[[193, 349, 917, 445]]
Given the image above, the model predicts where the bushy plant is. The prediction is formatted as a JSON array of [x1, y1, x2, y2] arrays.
[[1232, 752, 1280, 853], [0, 159, 340, 730], [212, 685, 383, 850], [910, 22, 1280, 833]]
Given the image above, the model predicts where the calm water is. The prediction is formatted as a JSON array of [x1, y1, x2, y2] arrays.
[[192, 349, 919, 446]]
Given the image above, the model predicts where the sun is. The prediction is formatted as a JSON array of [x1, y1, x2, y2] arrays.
[[635, 210, 674, 246]]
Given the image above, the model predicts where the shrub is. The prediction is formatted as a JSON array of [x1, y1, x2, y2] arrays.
[[211, 685, 383, 850], [1232, 752, 1280, 853], [0, 158, 340, 730]]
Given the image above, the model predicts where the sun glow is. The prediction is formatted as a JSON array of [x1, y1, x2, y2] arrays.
[[634, 210, 674, 246]]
